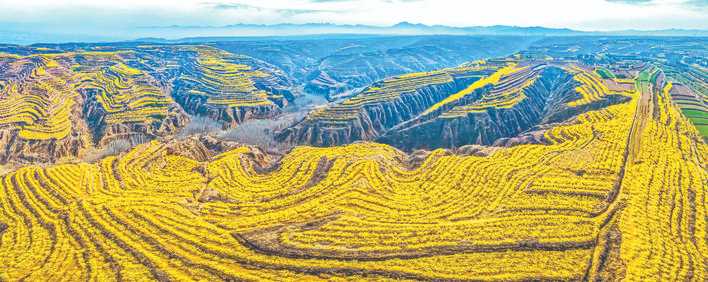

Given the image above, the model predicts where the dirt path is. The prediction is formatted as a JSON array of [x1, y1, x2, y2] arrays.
[[584, 67, 657, 280]]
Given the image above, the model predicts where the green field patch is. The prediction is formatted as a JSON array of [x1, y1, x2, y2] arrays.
[[595, 67, 615, 79], [696, 124, 708, 139], [676, 101, 707, 110], [681, 108, 707, 119], [680, 108, 708, 138]]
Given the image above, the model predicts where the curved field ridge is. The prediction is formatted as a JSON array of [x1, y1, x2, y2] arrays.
[[662, 63, 708, 140], [173, 46, 291, 127], [0, 46, 291, 163], [0, 69, 705, 280], [77, 62, 173, 125], [278, 59, 514, 146], [0, 55, 81, 141]]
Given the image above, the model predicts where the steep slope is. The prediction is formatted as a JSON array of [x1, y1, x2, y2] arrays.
[[277, 59, 505, 146], [380, 64, 632, 149], [172, 46, 293, 128], [0, 45, 293, 164], [0, 54, 92, 163], [282, 60, 633, 151], [215, 36, 536, 98], [0, 69, 704, 280]]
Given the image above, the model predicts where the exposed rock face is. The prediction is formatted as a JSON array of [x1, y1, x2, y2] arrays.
[[285, 64, 632, 152], [292, 84, 462, 145], [0, 127, 89, 164], [171, 46, 294, 128], [380, 67, 574, 149], [0, 45, 294, 164], [215, 36, 536, 99], [278, 72, 481, 146], [382, 66, 631, 150], [171, 92, 280, 128], [82, 101, 190, 146]]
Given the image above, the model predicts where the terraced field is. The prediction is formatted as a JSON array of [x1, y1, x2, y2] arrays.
[[278, 59, 515, 147], [0, 45, 292, 163], [436, 64, 542, 117], [662, 64, 708, 140], [0, 55, 79, 141], [74, 54, 189, 146], [285, 58, 635, 150], [79, 62, 171, 124], [1, 66, 704, 280], [173, 46, 292, 127]]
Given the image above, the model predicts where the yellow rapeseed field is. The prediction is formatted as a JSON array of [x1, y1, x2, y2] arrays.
[[0, 66, 704, 280]]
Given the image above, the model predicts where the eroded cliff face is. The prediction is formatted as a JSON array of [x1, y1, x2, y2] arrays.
[[278, 72, 481, 146], [0, 93, 92, 164], [81, 93, 189, 146], [379, 67, 574, 149], [289, 83, 463, 146], [284, 65, 632, 151], [171, 92, 280, 128], [171, 47, 294, 128], [384, 66, 632, 150], [0, 45, 294, 165]]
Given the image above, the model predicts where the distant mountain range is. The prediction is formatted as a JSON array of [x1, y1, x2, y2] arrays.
[[1, 22, 707, 45], [138, 22, 708, 38], [137, 22, 580, 37]]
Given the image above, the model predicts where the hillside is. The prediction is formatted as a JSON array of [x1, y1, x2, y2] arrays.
[[214, 36, 534, 98], [279, 59, 633, 151], [0, 44, 292, 164], [0, 35, 706, 281], [0, 65, 705, 280], [0, 36, 537, 164], [281, 36, 708, 150]]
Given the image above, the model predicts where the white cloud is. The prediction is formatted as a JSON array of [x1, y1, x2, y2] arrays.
[[0, 0, 705, 31]]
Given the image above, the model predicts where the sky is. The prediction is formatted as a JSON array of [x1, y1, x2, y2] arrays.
[[0, 0, 706, 41]]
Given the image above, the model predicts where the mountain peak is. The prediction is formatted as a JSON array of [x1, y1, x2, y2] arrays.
[[393, 22, 428, 28]]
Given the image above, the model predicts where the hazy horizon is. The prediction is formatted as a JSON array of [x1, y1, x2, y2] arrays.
[[1, 0, 707, 44]]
